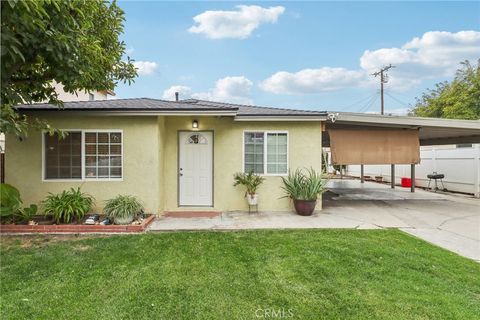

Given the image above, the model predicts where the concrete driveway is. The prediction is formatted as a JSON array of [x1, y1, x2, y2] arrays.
[[149, 179, 480, 261], [322, 179, 480, 261]]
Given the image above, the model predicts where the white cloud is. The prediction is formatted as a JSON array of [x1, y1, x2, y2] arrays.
[[261, 30, 480, 94], [162, 85, 192, 100], [360, 30, 480, 88], [260, 68, 367, 94], [193, 76, 253, 104], [125, 47, 135, 55], [188, 5, 285, 39], [133, 61, 158, 75]]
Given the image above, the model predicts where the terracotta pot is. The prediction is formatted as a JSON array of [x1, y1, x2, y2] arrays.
[[293, 199, 317, 216], [247, 193, 258, 205]]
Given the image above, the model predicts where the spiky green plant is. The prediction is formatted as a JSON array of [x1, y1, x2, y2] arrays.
[[42, 188, 94, 223], [281, 168, 327, 200], [103, 195, 143, 224], [233, 171, 265, 196], [1, 183, 38, 223]]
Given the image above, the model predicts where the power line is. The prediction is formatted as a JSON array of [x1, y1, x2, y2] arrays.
[[358, 93, 379, 113], [385, 92, 410, 107], [343, 92, 378, 109]]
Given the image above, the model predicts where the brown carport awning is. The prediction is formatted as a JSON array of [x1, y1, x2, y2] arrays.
[[329, 129, 420, 165]]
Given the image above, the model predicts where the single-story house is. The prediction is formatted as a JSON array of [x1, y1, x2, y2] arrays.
[[6, 98, 325, 214], [6, 98, 480, 214]]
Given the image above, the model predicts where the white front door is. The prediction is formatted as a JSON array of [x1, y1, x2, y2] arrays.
[[178, 131, 213, 206]]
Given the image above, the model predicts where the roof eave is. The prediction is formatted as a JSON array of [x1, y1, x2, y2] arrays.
[[235, 115, 326, 121], [18, 109, 239, 116]]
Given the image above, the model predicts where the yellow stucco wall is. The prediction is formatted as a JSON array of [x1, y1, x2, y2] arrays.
[[5, 114, 323, 214], [162, 116, 323, 212], [5, 115, 161, 214]]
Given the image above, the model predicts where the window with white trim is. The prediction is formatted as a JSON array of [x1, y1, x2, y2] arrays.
[[244, 132, 288, 175], [44, 132, 82, 179], [84, 132, 122, 179], [43, 130, 122, 180]]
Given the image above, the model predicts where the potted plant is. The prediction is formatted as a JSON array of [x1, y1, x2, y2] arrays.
[[281, 168, 327, 216], [103, 195, 143, 225], [233, 171, 265, 205]]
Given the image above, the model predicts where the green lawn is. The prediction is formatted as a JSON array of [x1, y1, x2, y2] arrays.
[[1, 230, 479, 319]]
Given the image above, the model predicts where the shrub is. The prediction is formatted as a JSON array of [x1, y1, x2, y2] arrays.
[[43, 188, 94, 223], [103, 195, 143, 225], [233, 171, 265, 196], [281, 168, 327, 201], [0, 184, 37, 223]]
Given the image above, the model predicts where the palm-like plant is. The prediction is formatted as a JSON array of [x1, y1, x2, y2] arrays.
[[281, 168, 326, 200], [233, 171, 265, 196]]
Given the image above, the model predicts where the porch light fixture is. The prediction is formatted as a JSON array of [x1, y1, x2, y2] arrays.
[[192, 120, 199, 129]]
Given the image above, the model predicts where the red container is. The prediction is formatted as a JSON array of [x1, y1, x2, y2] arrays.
[[401, 177, 412, 188]]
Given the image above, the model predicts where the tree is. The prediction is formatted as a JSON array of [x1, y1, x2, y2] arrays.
[[411, 60, 480, 120], [1, 0, 137, 138]]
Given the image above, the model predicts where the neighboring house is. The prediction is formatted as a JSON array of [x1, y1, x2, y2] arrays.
[[6, 99, 324, 214], [51, 81, 114, 102]]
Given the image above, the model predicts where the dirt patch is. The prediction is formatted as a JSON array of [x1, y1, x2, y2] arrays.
[[0, 234, 109, 250]]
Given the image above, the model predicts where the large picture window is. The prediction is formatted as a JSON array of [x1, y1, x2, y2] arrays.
[[244, 131, 288, 175], [43, 130, 122, 181]]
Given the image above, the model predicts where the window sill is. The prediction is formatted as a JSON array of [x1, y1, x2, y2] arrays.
[[42, 178, 124, 182]]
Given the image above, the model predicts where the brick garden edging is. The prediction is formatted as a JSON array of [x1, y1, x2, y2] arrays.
[[0, 214, 156, 234]]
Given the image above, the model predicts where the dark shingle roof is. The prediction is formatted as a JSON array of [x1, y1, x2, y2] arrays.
[[15, 98, 238, 111], [182, 99, 326, 117], [16, 98, 326, 117]]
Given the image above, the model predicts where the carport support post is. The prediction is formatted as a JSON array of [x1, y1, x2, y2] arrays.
[[391, 164, 395, 189], [360, 165, 364, 183], [410, 164, 415, 192]]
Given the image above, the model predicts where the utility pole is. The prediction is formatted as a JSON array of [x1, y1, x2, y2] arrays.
[[372, 64, 394, 115]]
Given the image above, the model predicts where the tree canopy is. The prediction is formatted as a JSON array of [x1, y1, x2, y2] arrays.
[[1, 0, 137, 138], [411, 60, 480, 120]]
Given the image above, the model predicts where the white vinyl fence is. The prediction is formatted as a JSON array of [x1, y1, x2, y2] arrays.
[[344, 144, 480, 197]]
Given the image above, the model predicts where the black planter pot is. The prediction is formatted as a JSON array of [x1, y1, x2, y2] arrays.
[[293, 199, 317, 216]]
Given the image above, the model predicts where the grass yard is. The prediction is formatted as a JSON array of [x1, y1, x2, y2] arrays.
[[1, 230, 479, 319]]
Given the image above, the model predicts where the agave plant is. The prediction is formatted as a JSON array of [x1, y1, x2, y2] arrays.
[[0, 183, 37, 223], [103, 195, 143, 225], [43, 188, 94, 223], [281, 168, 327, 200], [233, 171, 265, 196]]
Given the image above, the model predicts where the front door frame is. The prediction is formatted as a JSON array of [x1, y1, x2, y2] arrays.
[[177, 130, 214, 207]]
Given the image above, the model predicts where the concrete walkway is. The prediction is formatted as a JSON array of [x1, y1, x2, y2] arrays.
[[149, 179, 480, 261]]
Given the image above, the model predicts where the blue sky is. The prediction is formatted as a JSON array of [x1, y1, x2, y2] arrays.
[[115, 1, 480, 113]]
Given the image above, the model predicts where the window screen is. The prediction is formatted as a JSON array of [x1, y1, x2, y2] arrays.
[[266, 133, 288, 174], [44, 132, 82, 179], [244, 132, 264, 174], [85, 132, 122, 179]]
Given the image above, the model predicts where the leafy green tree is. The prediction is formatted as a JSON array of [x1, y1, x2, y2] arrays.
[[411, 60, 480, 120], [1, 0, 137, 138]]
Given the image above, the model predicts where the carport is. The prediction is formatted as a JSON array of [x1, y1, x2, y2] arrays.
[[322, 112, 480, 193]]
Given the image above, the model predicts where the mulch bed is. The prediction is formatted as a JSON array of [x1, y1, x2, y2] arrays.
[[0, 214, 155, 234]]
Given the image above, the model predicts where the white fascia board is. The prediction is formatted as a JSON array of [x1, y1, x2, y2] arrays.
[[234, 116, 326, 121], [332, 112, 480, 129], [26, 110, 238, 117]]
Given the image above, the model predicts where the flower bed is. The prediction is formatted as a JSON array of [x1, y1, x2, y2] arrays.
[[0, 214, 155, 234]]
